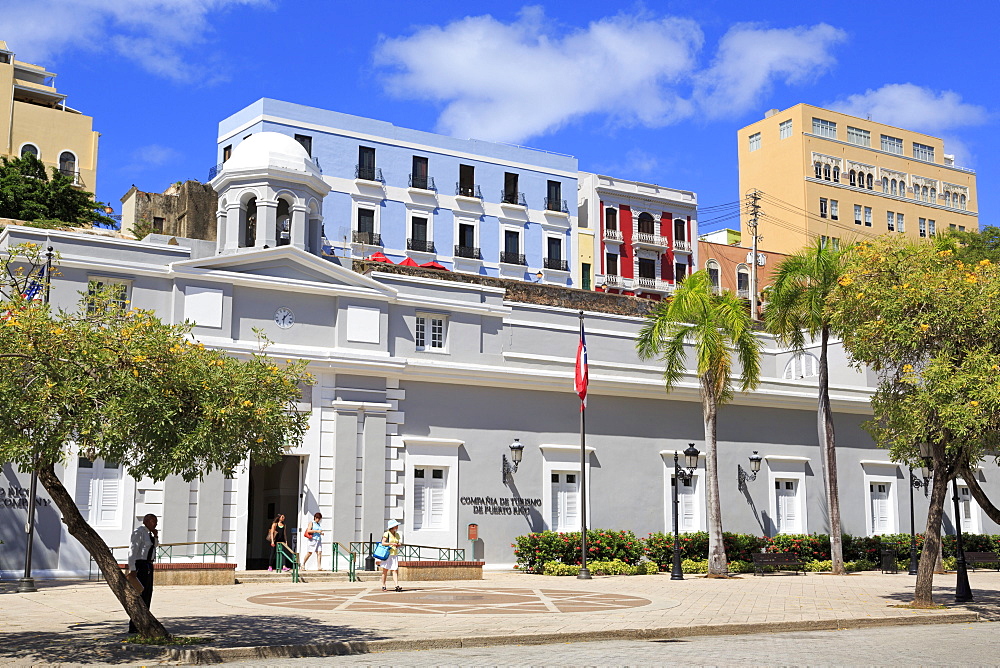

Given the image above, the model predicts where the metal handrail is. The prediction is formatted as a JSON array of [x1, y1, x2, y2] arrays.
[[276, 542, 299, 583], [499, 252, 526, 265], [454, 245, 481, 259], [544, 197, 568, 213], [91, 541, 233, 580], [355, 165, 384, 183], [353, 231, 382, 246], [543, 258, 569, 271], [349, 541, 466, 563], [407, 238, 436, 253], [330, 541, 356, 582], [408, 174, 436, 190], [500, 190, 527, 206], [456, 182, 483, 199], [207, 163, 224, 180]]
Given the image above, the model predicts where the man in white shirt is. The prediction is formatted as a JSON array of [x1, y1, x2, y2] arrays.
[[127, 514, 158, 634]]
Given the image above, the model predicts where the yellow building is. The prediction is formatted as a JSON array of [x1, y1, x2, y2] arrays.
[[738, 103, 977, 254], [0, 41, 99, 191]]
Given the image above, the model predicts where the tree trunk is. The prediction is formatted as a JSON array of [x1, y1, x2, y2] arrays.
[[702, 379, 728, 577], [37, 463, 170, 638], [961, 468, 1000, 525], [914, 449, 949, 607], [818, 327, 845, 575]]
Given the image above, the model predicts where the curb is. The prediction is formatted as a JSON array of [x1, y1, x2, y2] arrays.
[[167, 610, 980, 664]]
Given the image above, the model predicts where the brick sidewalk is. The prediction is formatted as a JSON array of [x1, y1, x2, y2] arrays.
[[0, 570, 994, 664]]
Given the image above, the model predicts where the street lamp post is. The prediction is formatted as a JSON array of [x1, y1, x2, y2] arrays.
[[671, 444, 700, 581], [908, 466, 929, 575], [951, 477, 974, 603], [17, 246, 53, 594]]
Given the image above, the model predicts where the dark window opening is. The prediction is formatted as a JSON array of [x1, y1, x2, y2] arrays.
[[674, 219, 686, 242], [411, 217, 427, 242], [637, 212, 655, 235], [606, 253, 619, 275], [411, 156, 429, 189], [458, 223, 475, 249], [675, 263, 687, 281], [222, 145, 232, 162], [358, 146, 376, 181], [605, 208, 618, 231], [459, 164, 476, 197], [152, 217, 164, 233], [503, 172, 520, 204], [547, 237, 562, 261], [357, 208, 375, 234], [294, 134, 312, 156], [638, 258, 656, 279]]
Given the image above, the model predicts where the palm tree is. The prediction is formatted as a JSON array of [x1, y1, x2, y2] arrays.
[[763, 239, 846, 575], [637, 270, 762, 577]]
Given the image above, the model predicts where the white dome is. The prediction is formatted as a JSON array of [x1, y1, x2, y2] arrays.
[[224, 132, 317, 175]]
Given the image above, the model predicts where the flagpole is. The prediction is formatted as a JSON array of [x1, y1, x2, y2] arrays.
[[18, 246, 53, 594], [577, 309, 591, 579]]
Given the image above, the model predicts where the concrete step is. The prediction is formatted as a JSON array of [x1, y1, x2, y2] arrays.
[[235, 570, 383, 584]]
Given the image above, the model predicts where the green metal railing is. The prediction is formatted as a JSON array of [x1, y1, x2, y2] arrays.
[[276, 542, 299, 583], [330, 542, 356, 582], [350, 541, 465, 566], [91, 541, 233, 580]]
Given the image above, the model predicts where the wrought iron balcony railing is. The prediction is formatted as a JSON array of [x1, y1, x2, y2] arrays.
[[454, 244, 481, 259], [500, 190, 527, 206], [544, 197, 569, 213], [407, 238, 436, 253], [456, 182, 483, 199], [543, 258, 569, 271], [500, 252, 527, 265], [353, 231, 382, 245], [408, 174, 436, 190], [355, 165, 384, 183]]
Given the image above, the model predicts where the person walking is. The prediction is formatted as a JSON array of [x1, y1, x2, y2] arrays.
[[379, 519, 404, 592], [301, 512, 324, 570], [267, 514, 291, 572], [127, 513, 158, 634]]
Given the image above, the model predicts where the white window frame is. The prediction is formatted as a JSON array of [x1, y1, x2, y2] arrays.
[[847, 126, 871, 147], [812, 117, 837, 139], [19, 142, 40, 159], [352, 198, 382, 237], [861, 462, 900, 536], [864, 207, 872, 227], [782, 352, 819, 379], [956, 483, 982, 534], [414, 312, 448, 353], [540, 444, 594, 532], [402, 437, 462, 549], [73, 453, 127, 528], [897, 213, 905, 233], [406, 204, 435, 254], [913, 142, 935, 162], [748, 132, 761, 152], [819, 198, 828, 218], [765, 456, 808, 536], [928, 219, 936, 236], [919, 218, 927, 237], [543, 233, 567, 269], [779, 119, 793, 139], [499, 222, 525, 260], [87, 276, 132, 313], [887, 211, 895, 231], [854, 205, 862, 225], [453, 214, 481, 263], [660, 449, 706, 533], [881, 135, 904, 155], [412, 466, 448, 531], [830, 200, 839, 221]]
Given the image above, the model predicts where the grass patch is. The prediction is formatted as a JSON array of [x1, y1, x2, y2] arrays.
[[122, 635, 207, 646], [888, 603, 949, 610]]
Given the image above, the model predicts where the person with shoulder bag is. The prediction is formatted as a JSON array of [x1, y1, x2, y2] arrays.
[[301, 512, 323, 570], [378, 519, 404, 591], [267, 514, 291, 572], [127, 514, 158, 634]]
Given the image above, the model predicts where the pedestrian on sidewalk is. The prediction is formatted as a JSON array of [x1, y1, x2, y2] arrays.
[[267, 514, 291, 572], [301, 512, 323, 571], [379, 519, 404, 592], [127, 513, 158, 634]]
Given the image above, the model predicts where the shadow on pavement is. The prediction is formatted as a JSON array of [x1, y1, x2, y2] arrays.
[[881, 580, 1000, 620], [0, 615, 387, 665]]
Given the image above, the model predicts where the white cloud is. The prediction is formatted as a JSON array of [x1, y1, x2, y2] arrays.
[[3, 0, 268, 82], [376, 8, 702, 143], [694, 23, 847, 118], [828, 83, 989, 134], [374, 9, 847, 144], [123, 143, 180, 172]]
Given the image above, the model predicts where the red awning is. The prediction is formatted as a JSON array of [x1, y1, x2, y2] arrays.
[[398, 257, 420, 267], [368, 251, 394, 263], [419, 261, 449, 271]]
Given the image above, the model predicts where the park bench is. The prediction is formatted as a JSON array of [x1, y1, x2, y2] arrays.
[[964, 552, 1000, 571], [752, 552, 805, 576]]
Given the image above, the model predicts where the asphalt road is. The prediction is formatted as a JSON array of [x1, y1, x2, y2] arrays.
[[227, 622, 998, 666]]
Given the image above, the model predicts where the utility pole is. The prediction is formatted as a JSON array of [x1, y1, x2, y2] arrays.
[[746, 190, 762, 319]]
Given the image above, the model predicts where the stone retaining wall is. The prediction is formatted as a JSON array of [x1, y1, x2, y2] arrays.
[[117, 562, 236, 586], [397, 560, 483, 581]]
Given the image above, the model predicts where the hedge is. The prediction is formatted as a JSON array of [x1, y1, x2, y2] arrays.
[[514, 531, 1000, 572]]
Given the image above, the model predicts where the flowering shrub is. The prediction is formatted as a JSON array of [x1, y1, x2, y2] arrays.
[[513, 529, 644, 571], [644, 532, 765, 566], [766, 534, 829, 561], [540, 559, 658, 576]]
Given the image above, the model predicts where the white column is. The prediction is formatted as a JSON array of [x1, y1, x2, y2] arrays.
[[215, 206, 228, 254], [309, 215, 324, 255], [225, 202, 243, 252], [291, 204, 308, 251], [256, 199, 278, 248]]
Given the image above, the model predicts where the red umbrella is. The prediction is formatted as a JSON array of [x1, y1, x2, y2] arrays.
[[368, 251, 393, 264], [420, 261, 449, 271], [398, 257, 420, 267]]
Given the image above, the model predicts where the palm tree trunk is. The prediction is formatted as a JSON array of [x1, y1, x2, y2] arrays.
[[37, 463, 170, 638], [702, 378, 728, 577], [818, 327, 844, 575], [914, 449, 949, 607]]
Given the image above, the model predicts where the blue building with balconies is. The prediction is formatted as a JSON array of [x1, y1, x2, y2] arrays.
[[213, 99, 579, 286]]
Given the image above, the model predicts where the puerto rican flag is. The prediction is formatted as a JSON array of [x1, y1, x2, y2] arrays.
[[575, 327, 588, 410]]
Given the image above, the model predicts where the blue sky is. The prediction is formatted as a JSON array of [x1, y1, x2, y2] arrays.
[[8, 1, 998, 232]]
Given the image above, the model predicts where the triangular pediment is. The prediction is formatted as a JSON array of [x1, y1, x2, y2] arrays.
[[170, 246, 396, 297]]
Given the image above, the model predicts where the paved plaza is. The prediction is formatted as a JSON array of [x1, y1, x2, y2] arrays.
[[0, 569, 996, 664]]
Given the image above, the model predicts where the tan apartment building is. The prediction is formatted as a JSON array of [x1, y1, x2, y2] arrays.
[[738, 103, 978, 255], [0, 41, 99, 191]]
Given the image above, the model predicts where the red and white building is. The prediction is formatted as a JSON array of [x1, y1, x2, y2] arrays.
[[578, 172, 697, 299]]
